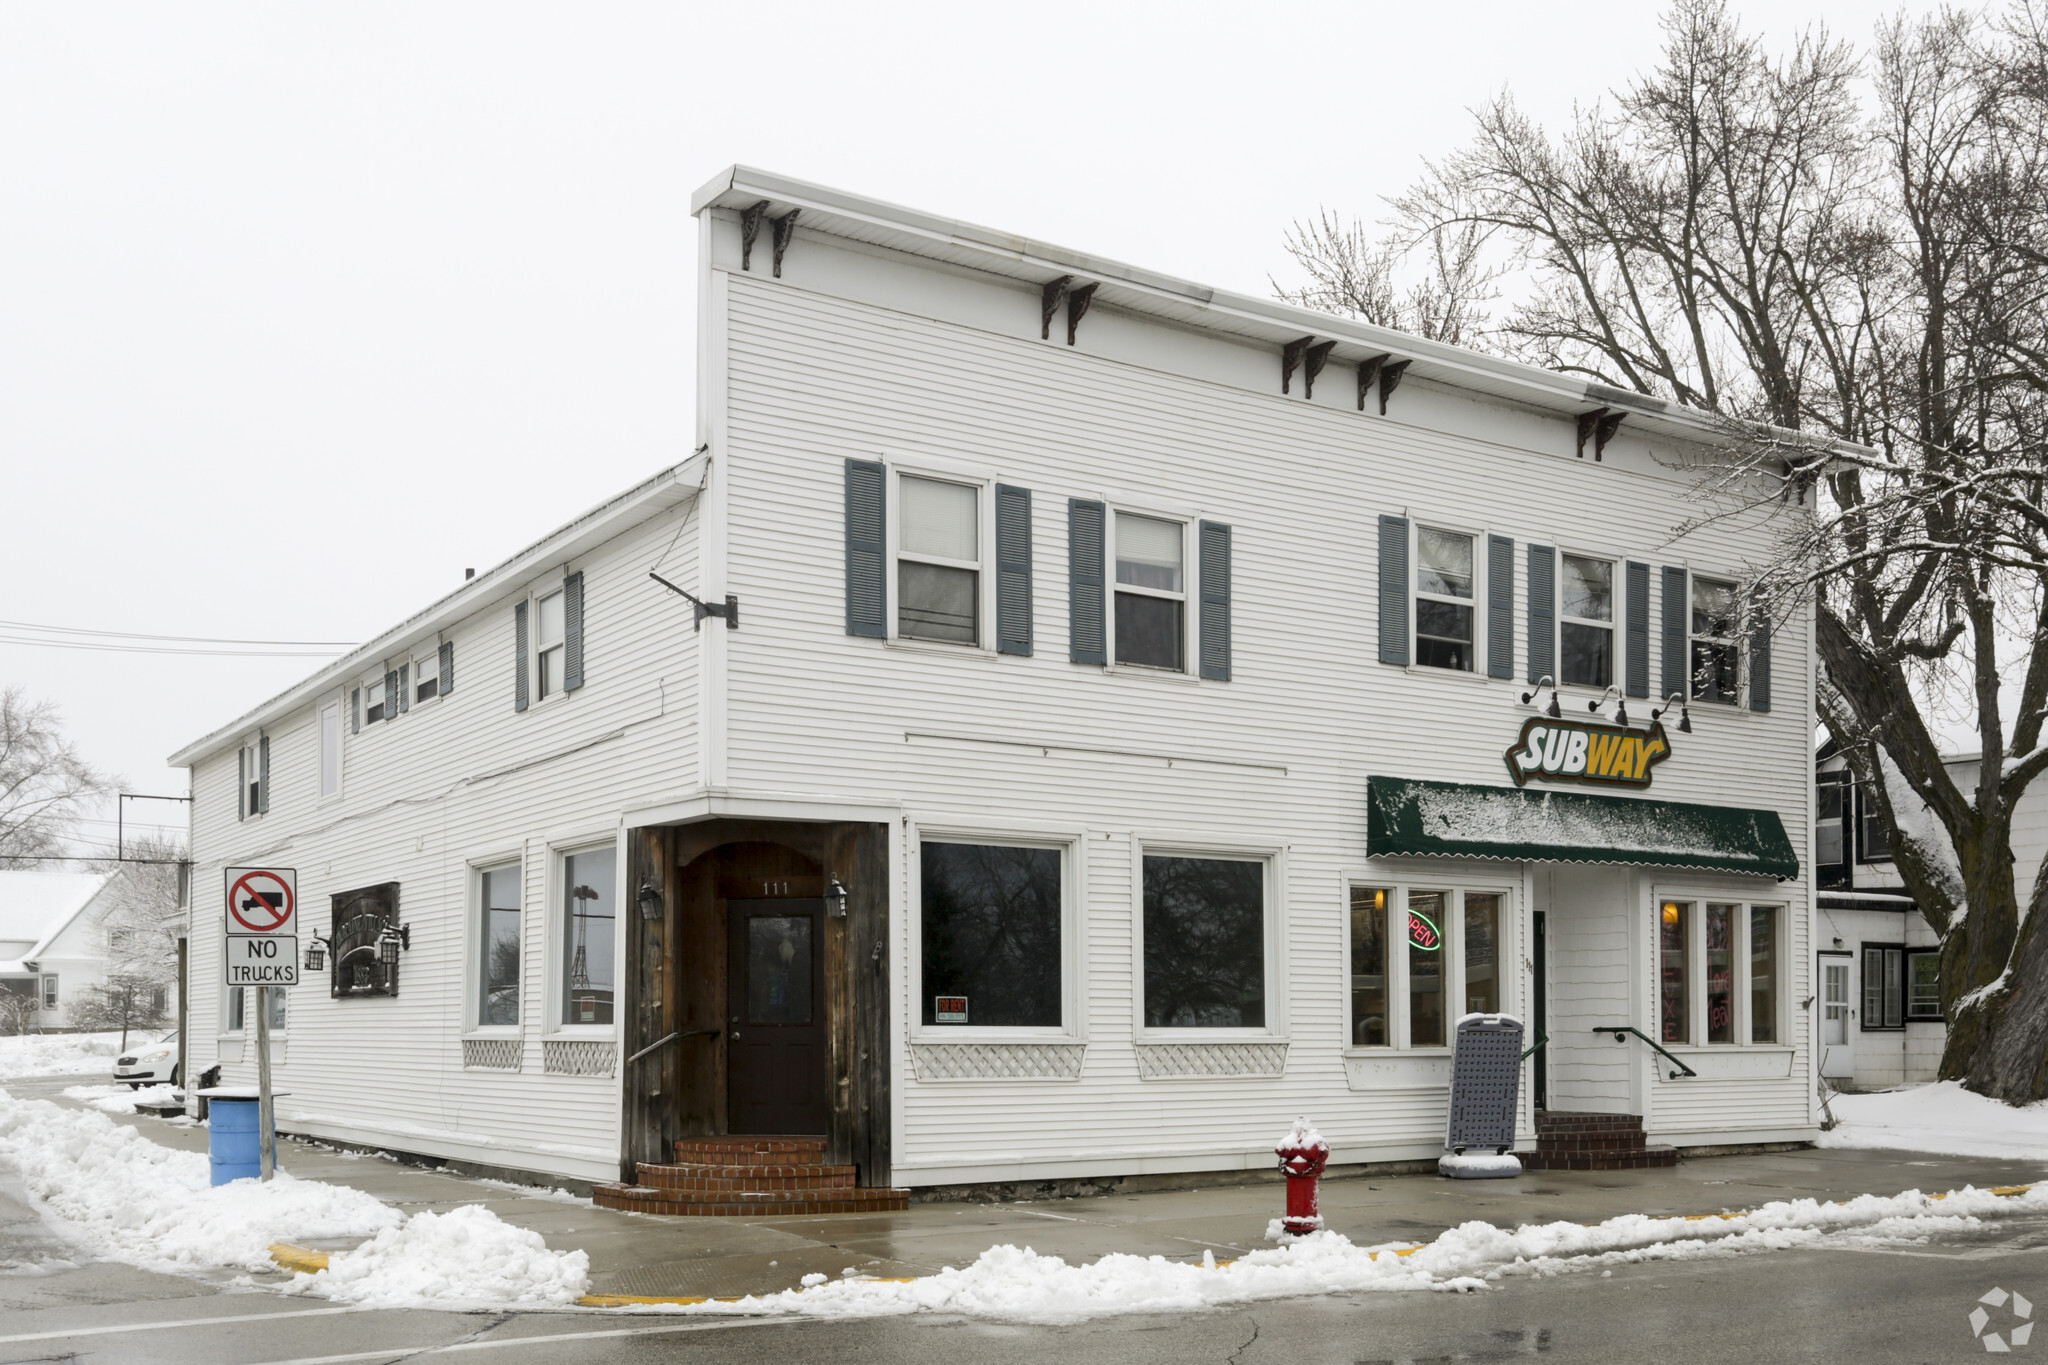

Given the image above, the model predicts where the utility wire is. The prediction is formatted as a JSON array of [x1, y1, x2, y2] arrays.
[[0, 634, 346, 659], [0, 618, 358, 647]]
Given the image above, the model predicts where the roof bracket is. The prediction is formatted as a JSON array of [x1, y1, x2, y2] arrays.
[[739, 200, 771, 272], [1378, 358, 1412, 415], [1577, 407, 1625, 460], [1066, 282, 1098, 346], [1302, 340, 1337, 400], [1281, 336, 1314, 394], [770, 210, 800, 277], [1356, 354, 1389, 410], [1041, 275, 1074, 340]]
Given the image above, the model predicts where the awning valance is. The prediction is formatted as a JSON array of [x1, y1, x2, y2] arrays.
[[1367, 777, 1800, 880]]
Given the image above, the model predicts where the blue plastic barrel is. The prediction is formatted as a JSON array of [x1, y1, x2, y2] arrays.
[[207, 1096, 264, 1185]]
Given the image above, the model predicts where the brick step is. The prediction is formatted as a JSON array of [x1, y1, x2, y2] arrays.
[[673, 1136, 828, 1166], [1535, 1111, 1646, 1134], [633, 1161, 857, 1192], [594, 1182, 910, 1217], [1520, 1145, 1678, 1173], [1535, 1133, 1655, 1154]]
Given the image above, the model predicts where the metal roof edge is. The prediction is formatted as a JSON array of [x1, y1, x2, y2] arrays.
[[167, 453, 707, 770]]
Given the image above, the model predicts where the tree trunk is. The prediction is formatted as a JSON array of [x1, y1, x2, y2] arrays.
[[1947, 872, 2048, 1102]]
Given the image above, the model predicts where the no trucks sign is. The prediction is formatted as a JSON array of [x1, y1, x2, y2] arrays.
[[223, 866, 298, 987]]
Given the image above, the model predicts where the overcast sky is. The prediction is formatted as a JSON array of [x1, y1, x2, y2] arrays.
[[1, 0, 1939, 852]]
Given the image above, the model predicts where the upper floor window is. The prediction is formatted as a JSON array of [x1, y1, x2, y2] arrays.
[[898, 476, 980, 645], [1816, 774, 1847, 870], [238, 736, 266, 819], [1414, 528, 1475, 672], [414, 645, 442, 704], [1114, 513, 1185, 670], [1858, 781, 1892, 862], [536, 590, 567, 697], [364, 675, 389, 724], [1690, 577, 1740, 703], [1559, 553, 1614, 688]]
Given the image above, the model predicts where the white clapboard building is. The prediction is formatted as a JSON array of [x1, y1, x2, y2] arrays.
[[172, 168, 1814, 1207]]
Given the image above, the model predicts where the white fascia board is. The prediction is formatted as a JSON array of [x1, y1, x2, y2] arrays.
[[688, 164, 1863, 457], [168, 454, 707, 769]]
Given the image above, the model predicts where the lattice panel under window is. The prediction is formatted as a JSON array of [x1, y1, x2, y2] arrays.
[[911, 1043, 1086, 1081], [462, 1038, 523, 1072], [1134, 1042, 1289, 1079], [543, 1040, 616, 1077]]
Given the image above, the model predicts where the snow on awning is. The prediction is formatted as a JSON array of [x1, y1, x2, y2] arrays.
[[1367, 777, 1800, 880]]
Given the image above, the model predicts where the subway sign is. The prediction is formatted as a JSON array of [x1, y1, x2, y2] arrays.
[[1505, 716, 1672, 789]]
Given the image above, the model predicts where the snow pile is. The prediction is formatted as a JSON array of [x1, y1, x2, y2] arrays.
[[62, 1083, 179, 1114], [1277, 1115, 1327, 1152], [638, 1184, 2048, 1324], [289, 1204, 590, 1307], [1820, 1081, 2048, 1160], [0, 1086, 398, 1272], [0, 1032, 124, 1080], [1439, 1153, 1523, 1179]]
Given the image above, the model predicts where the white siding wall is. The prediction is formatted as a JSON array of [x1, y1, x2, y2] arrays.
[[1540, 865, 1634, 1114]]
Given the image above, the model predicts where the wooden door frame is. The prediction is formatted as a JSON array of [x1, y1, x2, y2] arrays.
[[620, 817, 890, 1187]]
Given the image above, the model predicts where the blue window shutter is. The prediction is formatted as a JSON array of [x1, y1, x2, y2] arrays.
[[995, 484, 1033, 656], [1527, 545, 1556, 684], [351, 687, 361, 735], [383, 670, 399, 723], [514, 601, 530, 713], [844, 459, 886, 638], [1661, 567, 1688, 700], [1378, 516, 1410, 666], [258, 735, 270, 814], [439, 640, 454, 697], [398, 663, 410, 714], [1068, 499, 1106, 665], [236, 748, 247, 822], [1625, 561, 1650, 698], [563, 571, 585, 692], [1487, 535, 1514, 679], [1199, 520, 1232, 681], [1748, 589, 1772, 712]]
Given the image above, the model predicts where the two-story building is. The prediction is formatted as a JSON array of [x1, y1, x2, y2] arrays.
[[171, 168, 1813, 1207]]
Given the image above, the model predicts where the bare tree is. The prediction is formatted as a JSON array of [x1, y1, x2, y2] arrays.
[[0, 688, 116, 869], [92, 835, 185, 1048], [0, 986, 37, 1037], [1290, 0, 2048, 1102], [67, 976, 169, 1051], [1275, 213, 1499, 346]]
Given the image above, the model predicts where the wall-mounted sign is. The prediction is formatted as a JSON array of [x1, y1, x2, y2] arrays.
[[1505, 717, 1672, 789], [1407, 908, 1441, 951], [934, 995, 969, 1023]]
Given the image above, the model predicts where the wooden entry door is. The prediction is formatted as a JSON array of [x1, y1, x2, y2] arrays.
[[726, 898, 828, 1134]]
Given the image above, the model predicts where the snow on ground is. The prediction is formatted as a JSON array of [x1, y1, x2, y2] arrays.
[[633, 1184, 2048, 1324], [0, 1086, 588, 1305], [1820, 1082, 2048, 1162], [0, 1032, 124, 1080], [61, 1082, 180, 1113]]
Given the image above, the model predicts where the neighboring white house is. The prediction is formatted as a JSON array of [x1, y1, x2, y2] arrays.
[[171, 167, 1817, 1199], [0, 871, 113, 1030], [1815, 740, 2048, 1090]]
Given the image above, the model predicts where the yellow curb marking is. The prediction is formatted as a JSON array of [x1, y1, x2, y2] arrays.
[[269, 1243, 331, 1274]]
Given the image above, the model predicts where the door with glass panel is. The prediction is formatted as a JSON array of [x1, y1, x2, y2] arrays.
[[1818, 953, 1855, 1078], [726, 899, 828, 1134]]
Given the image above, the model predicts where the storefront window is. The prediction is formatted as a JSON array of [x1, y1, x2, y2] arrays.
[[1705, 903, 1735, 1044], [1750, 906, 1778, 1043], [1408, 891, 1449, 1046], [1143, 855, 1264, 1028], [1464, 893, 1501, 1015], [560, 847, 616, 1027], [1660, 900, 1691, 1044], [478, 863, 521, 1027], [1350, 887, 1391, 1046], [920, 841, 1062, 1027]]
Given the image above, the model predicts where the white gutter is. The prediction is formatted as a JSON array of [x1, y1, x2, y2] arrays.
[[167, 454, 706, 769]]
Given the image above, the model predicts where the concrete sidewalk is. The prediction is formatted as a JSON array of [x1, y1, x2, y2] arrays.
[[24, 1077, 2048, 1301]]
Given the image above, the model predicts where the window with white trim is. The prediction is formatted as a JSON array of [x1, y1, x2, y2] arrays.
[[1816, 773, 1847, 872], [919, 840, 1062, 1028], [478, 863, 521, 1027], [559, 845, 616, 1027], [1658, 898, 1784, 1045], [238, 736, 264, 817], [319, 702, 342, 798], [1114, 512, 1186, 670], [1907, 949, 1941, 1020], [1559, 553, 1615, 688], [363, 674, 389, 724], [536, 590, 567, 698], [1350, 884, 1508, 1048], [41, 975, 57, 1010], [1143, 853, 1264, 1027], [1689, 576, 1741, 703], [1857, 781, 1892, 863], [1414, 527, 1476, 672], [414, 644, 443, 704], [226, 986, 286, 1033], [897, 475, 980, 645]]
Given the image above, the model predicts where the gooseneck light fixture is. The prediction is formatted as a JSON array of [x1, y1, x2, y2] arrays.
[[1518, 676, 1562, 719], [303, 935, 330, 972], [376, 923, 411, 967], [1587, 685, 1631, 728], [1650, 693, 1694, 734]]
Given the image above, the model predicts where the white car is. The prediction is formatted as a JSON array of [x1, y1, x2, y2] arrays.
[[113, 1032, 178, 1088]]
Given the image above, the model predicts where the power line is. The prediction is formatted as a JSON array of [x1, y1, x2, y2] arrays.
[[0, 634, 345, 659], [0, 617, 358, 647]]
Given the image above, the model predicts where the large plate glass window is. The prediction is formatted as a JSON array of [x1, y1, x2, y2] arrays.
[[1406, 891, 1450, 1045], [478, 863, 521, 1027], [1350, 887, 1391, 1046], [1659, 900, 1691, 1044], [1414, 528, 1475, 671], [898, 475, 980, 644], [1115, 513, 1185, 670], [1750, 906, 1779, 1042], [1463, 893, 1502, 1015], [1690, 576, 1740, 703], [560, 847, 616, 1027], [536, 590, 566, 697], [919, 841, 1062, 1027], [1142, 855, 1263, 1027], [1559, 554, 1614, 688]]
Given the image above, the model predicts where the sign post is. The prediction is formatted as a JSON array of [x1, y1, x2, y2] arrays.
[[223, 867, 295, 1182]]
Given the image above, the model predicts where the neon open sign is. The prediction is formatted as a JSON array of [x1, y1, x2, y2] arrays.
[[1408, 909, 1441, 951]]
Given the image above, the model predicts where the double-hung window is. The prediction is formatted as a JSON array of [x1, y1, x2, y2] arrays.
[[1559, 553, 1614, 688], [478, 863, 521, 1027], [1114, 513, 1185, 670], [1143, 853, 1265, 1028], [1816, 773, 1848, 881], [919, 840, 1063, 1028], [1690, 576, 1741, 703], [227, 986, 287, 1032], [1906, 949, 1941, 1020], [1350, 884, 1505, 1048], [536, 590, 567, 698], [1659, 899, 1783, 1045], [1857, 781, 1892, 862], [1414, 528, 1475, 671], [414, 645, 443, 704], [41, 976, 57, 1010], [364, 675, 389, 724], [1862, 944, 1906, 1030], [898, 476, 980, 645], [559, 846, 616, 1027]]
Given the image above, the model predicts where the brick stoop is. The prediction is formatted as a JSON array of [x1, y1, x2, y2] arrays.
[[592, 1136, 911, 1216], [1520, 1111, 1679, 1172]]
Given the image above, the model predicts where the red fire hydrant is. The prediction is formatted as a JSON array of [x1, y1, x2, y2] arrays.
[[1276, 1115, 1329, 1235]]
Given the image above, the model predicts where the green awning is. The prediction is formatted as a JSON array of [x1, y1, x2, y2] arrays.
[[1367, 777, 1800, 880]]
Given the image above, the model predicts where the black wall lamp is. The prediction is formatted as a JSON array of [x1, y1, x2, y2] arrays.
[[637, 880, 665, 922], [1519, 676, 1562, 718], [1588, 685, 1631, 728], [1651, 693, 1694, 733], [825, 878, 848, 919], [376, 923, 411, 966], [303, 935, 331, 971]]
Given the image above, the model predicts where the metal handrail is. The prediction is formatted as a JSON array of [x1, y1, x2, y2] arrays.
[[625, 1027, 721, 1066], [1592, 1025, 1698, 1079], [1519, 1028, 1549, 1061]]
